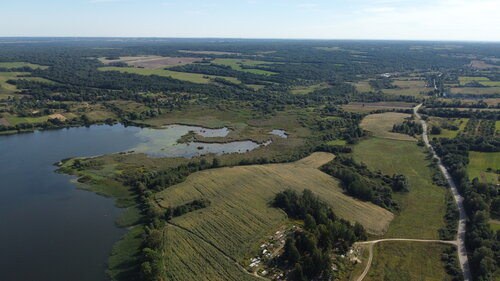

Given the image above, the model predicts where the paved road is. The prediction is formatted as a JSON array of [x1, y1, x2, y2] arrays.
[[414, 104, 472, 281]]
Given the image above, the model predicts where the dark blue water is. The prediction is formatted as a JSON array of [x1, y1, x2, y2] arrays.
[[0, 125, 142, 281]]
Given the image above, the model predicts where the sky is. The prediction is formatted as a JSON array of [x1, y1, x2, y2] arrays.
[[1, 0, 500, 41]]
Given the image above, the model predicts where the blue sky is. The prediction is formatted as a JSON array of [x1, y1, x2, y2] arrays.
[[1, 0, 499, 41]]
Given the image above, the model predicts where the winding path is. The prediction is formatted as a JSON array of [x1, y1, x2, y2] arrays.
[[354, 104, 471, 281]]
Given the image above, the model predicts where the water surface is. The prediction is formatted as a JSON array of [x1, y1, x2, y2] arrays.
[[0, 124, 268, 281]]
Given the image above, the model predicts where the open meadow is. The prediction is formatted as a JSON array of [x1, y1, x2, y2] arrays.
[[360, 112, 417, 141], [468, 151, 500, 184], [365, 241, 454, 281], [98, 66, 241, 84]]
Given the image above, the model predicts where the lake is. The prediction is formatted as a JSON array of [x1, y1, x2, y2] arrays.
[[0, 124, 269, 281]]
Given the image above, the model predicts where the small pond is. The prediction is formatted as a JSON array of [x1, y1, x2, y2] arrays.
[[269, 129, 288, 139]]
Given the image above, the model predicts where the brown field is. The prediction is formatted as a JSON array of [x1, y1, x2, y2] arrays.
[[0, 118, 9, 126], [360, 112, 417, 141], [342, 102, 415, 113], [450, 87, 500, 95], [471, 60, 500, 69], [99, 56, 202, 69], [178, 50, 240, 56], [48, 113, 67, 121]]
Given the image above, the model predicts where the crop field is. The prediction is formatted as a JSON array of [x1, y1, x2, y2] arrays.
[[353, 138, 447, 239], [459, 76, 500, 87], [450, 87, 500, 95], [491, 220, 500, 232], [365, 242, 454, 281], [382, 79, 429, 96], [0, 62, 48, 69], [360, 112, 417, 141], [342, 102, 415, 113], [98, 66, 241, 84], [98, 56, 202, 69], [155, 153, 393, 280], [212, 58, 277, 75], [468, 151, 500, 184]]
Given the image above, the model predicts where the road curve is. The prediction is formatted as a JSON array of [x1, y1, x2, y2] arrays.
[[414, 104, 472, 281], [354, 238, 457, 281]]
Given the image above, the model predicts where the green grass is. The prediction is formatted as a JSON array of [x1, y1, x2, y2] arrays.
[[382, 80, 429, 97], [326, 139, 347, 146], [212, 58, 277, 75], [291, 83, 329, 94], [428, 118, 468, 139], [459, 76, 500, 87], [99, 66, 241, 84], [107, 225, 145, 281], [468, 151, 500, 184], [365, 242, 454, 281], [450, 87, 500, 95], [4, 115, 51, 125], [0, 71, 55, 97], [491, 221, 500, 233], [360, 113, 417, 142], [155, 153, 393, 280], [0, 62, 48, 69], [353, 138, 447, 239]]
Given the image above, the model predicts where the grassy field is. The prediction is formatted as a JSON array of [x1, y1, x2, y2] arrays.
[[468, 151, 500, 184], [353, 138, 447, 239], [459, 76, 500, 87], [342, 102, 415, 113], [326, 139, 347, 146], [365, 242, 454, 281], [351, 81, 374, 92], [290, 83, 330, 94], [212, 58, 277, 75], [98, 56, 201, 69], [382, 79, 429, 96], [0, 62, 48, 69], [0, 71, 55, 98], [360, 112, 417, 141], [428, 117, 468, 139], [155, 153, 393, 280], [450, 87, 500, 95], [491, 220, 500, 233], [98, 66, 241, 84]]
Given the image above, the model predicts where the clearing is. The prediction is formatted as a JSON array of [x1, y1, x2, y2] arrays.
[[98, 56, 201, 69], [468, 151, 500, 184], [212, 58, 277, 75], [342, 102, 415, 113], [360, 112, 417, 141], [98, 66, 241, 84]]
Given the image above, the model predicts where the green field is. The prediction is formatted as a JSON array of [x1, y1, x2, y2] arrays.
[[428, 117, 468, 139], [326, 139, 347, 146], [365, 242, 454, 281], [353, 138, 447, 239], [0, 62, 48, 69], [382, 79, 429, 96], [98, 66, 241, 84], [212, 58, 277, 75], [3, 114, 52, 125], [450, 87, 500, 95], [0, 71, 56, 97], [491, 221, 500, 232], [291, 83, 329, 94], [155, 153, 393, 280], [468, 151, 500, 184], [360, 112, 417, 142], [459, 76, 500, 87]]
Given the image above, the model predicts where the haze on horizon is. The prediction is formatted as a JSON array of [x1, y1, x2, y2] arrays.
[[1, 0, 500, 42]]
